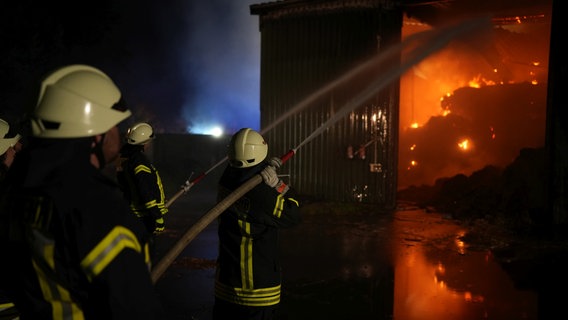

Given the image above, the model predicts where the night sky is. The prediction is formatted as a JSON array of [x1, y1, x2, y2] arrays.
[[1, 0, 260, 135], [106, 0, 262, 135]]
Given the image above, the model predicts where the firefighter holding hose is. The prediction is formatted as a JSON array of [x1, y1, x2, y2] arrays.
[[213, 128, 301, 320]]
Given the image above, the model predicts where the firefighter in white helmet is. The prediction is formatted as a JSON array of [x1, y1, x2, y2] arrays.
[[117, 122, 168, 261], [0, 65, 163, 319], [213, 128, 301, 320]]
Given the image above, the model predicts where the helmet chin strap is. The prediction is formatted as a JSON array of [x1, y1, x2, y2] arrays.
[[92, 134, 107, 169]]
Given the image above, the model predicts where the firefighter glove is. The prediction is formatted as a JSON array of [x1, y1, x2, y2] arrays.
[[154, 217, 165, 234], [269, 157, 282, 169], [260, 165, 279, 188]]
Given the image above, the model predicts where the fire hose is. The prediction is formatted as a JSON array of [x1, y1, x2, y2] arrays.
[[151, 16, 491, 283], [164, 158, 226, 208], [151, 149, 296, 283]]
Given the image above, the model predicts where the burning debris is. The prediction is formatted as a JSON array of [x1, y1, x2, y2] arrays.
[[398, 8, 550, 189], [399, 82, 547, 188]]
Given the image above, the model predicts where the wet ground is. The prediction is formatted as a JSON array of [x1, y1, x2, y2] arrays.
[[153, 187, 568, 320]]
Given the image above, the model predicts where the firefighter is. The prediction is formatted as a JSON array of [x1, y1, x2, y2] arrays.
[[213, 128, 301, 320], [0, 64, 163, 319], [116, 122, 168, 261]]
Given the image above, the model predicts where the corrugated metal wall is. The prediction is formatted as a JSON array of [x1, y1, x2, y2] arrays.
[[251, 0, 402, 207]]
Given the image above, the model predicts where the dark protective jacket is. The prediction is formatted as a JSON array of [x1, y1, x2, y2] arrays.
[[214, 162, 301, 307], [0, 138, 163, 320], [117, 144, 168, 234]]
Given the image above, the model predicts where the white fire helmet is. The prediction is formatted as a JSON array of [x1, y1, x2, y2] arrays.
[[31, 64, 131, 138], [126, 122, 154, 145], [228, 128, 268, 168], [0, 119, 21, 155]]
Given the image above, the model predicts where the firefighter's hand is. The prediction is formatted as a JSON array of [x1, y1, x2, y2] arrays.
[[269, 157, 282, 169], [154, 217, 165, 234], [260, 165, 279, 188]]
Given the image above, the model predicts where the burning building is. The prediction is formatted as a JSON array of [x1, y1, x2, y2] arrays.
[[250, 0, 552, 206]]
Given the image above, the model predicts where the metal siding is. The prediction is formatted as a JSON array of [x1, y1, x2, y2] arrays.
[[256, 1, 401, 206]]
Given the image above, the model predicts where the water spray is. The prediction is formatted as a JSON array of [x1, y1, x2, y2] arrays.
[[151, 16, 492, 283]]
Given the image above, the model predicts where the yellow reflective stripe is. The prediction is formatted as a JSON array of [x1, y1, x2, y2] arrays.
[[144, 199, 158, 208], [144, 201, 167, 212], [238, 220, 253, 290], [131, 205, 144, 217], [144, 242, 151, 269], [215, 281, 281, 306], [271, 196, 299, 219], [31, 230, 84, 320], [156, 170, 166, 206], [272, 194, 285, 218], [81, 226, 142, 281], [133, 164, 151, 175], [288, 198, 299, 206]]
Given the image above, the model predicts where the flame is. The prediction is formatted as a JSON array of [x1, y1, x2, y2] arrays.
[[436, 262, 445, 274], [407, 160, 417, 170], [458, 139, 470, 150], [468, 75, 497, 88], [455, 231, 466, 255], [398, 13, 550, 189]]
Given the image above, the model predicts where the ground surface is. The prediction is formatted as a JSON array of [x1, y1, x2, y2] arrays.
[[154, 197, 568, 319]]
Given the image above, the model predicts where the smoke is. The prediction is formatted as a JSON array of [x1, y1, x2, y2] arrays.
[[180, 1, 260, 135], [404, 0, 552, 27], [103, 0, 260, 135]]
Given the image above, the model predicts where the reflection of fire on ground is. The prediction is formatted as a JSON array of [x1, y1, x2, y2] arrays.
[[398, 13, 550, 189], [392, 209, 537, 319]]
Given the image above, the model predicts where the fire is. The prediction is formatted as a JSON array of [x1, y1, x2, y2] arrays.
[[458, 139, 470, 151], [398, 12, 550, 189], [468, 75, 497, 88], [407, 160, 417, 170]]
